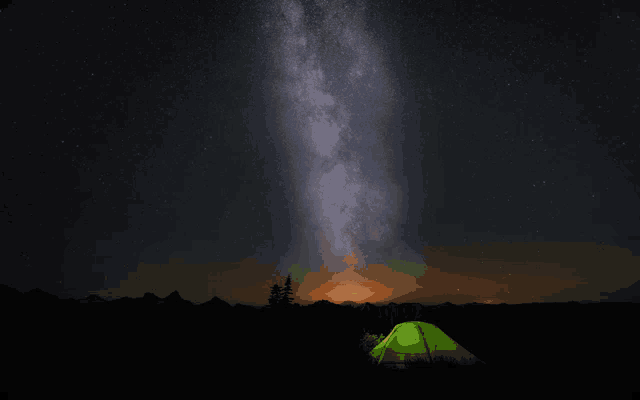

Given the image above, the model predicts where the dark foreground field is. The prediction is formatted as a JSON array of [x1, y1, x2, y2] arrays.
[[2, 285, 639, 398]]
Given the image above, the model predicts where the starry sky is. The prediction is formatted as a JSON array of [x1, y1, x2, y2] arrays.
[[2, 0, 639, 306]]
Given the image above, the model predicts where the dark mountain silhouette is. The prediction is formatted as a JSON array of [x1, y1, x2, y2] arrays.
[[310, 299, 339, 309], [141, 292, 162, 305], [199, 295, 233, 310], [599, 280, 640, 303], [0, 284, 24, 305], [24, 287, 59, 303], [79, 294, 107, 304], [162, 290, 193, 307]]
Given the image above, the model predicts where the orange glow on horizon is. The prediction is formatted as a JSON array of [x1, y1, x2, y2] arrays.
[[89, 242, 640, 306], [307, 275, 394, 304]]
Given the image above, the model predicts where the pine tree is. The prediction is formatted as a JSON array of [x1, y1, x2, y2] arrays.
[[279, 273, 294, 309], [268, 282, 282, 309]]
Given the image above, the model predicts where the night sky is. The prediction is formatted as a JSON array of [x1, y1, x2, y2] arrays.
[[3, 0, 639, 306]]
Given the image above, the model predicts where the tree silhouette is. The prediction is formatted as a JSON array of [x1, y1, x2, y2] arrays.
[[267, 273, 294, 310], [279, 273, 294, 309], [268, 282, 282, 309]]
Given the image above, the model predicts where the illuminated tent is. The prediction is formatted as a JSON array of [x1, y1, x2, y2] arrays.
[[369, 321, 482, 367]]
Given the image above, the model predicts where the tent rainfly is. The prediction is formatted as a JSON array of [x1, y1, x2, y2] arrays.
[[369, 321, 483, 366]]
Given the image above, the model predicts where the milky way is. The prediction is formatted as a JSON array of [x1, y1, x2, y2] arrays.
[[254, 0, 427, 273]]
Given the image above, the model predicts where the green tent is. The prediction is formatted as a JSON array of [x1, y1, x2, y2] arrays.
[[369, 321, 482, 367]]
